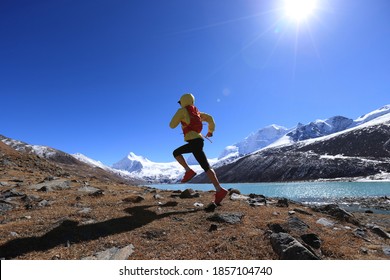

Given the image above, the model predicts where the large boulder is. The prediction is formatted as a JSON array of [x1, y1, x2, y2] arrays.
[[270, 232, 320, 260]]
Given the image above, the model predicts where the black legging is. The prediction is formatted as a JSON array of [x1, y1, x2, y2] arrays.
[[173, 138, 210, 172]]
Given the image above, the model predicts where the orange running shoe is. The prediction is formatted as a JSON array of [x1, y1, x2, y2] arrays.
[[214, 188, 228, 205], [181, 169, 196, 183]]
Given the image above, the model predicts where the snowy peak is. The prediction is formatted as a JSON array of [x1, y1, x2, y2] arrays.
[[217, 104, 390, 170], [354, 104, 390, 125], [112, 152, 148, 173], [219, 124, 290, 159], [0, 135, 81, 165], [112, 151, 199, 184], [0, 135, 57, 158], [287, 116, 354, 142], [193, 105, 390, 183], [127, 152, 151, 163], [72, 153, 107, 170]]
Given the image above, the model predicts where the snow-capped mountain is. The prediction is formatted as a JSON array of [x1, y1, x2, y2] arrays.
[[0, 135, 141, 184], [219, 125, 291, 158], [353, 104, 390, 126], [216, 117, 356, 166], [112, 152, 150, 173], [72, 153, 142, 182], [1, 136, 58, 158], [192, 107, 390, 183], [219, 105, 390, 163], [286, 116, 354, 142], [111, 152, 206, 183], [0, 135, 80, 165], [72, 153, 108, 170], [213, 125, 291, 168], [108, 104, 390, 183]]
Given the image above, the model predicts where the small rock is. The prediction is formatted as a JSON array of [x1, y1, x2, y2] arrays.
[[51, 255, 61, 260], [43, 176, 56, 181], [249, 202, 265, 207], [230, 193, 249, 201], [383, 246, 390, 257], [293, 208, 313, 216], [276, 198, 289, 207], [82, 245, 135, 260], [354, 228, 369, 241], [81, 219, 96, 225], [370, 226, 390, 239], [365, 210, 374, 214], [89, 190, 105, 197], [288, 211, 296, 215], [153, 194, 163, 200], [360, 247, 369, 254], [142, 230, 167, 240], [37, 199, 51, 207], [78, 208, 92, 214], [301, 233, 322, 249], [10, 232, 19, 237], [1, 189, 25, 199], [249, 193, 266, 200], [229, 189, 241, 195], [194, 202, 204, 208], [316, 218, 335, 227], [268, 223, 287, 233], [170, 193, 181, 198], [207, 212, 244, 224], [287, 216, 309, 232], [22, 195, 40, 203], [248, 196, 267, 205], [209, 224, 218, 232], [37, 186, 50, 192], [204, 202, 217, 213], [179, 189, 199, 199], [123, 195, 145, 203], [0, 202, 13, 213], [77, 186, 100, 193]]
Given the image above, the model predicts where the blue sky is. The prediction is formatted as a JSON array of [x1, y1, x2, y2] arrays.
[[1, 0, 389, 165]]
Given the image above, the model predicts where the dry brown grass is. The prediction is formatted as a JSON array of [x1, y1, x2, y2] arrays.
[[1, 175, 389, 260]]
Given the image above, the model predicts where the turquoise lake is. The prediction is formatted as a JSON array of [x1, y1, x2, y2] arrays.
[[149, 181, 390, 202]]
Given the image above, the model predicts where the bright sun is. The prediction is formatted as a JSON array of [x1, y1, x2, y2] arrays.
[[284, 0, 318, 22]]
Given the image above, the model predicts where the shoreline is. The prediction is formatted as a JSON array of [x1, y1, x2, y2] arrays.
[[147, 181, 390, 214], [300, 196, 390, 215]]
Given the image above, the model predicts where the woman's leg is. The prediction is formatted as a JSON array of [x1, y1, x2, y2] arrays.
[[173, 143, 197, 182], [173, 143, 192, 170], [190, 139, 223, 192]]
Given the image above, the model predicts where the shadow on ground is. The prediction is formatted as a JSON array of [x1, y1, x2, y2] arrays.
[[0, 202, 199, 259]]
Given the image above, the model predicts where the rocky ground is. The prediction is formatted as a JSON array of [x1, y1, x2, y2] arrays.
[[1, 175, 389, 260]]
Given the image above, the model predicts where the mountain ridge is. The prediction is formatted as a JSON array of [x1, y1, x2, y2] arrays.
[[192, 111, 390, 183], [111, 104, 390, 183], [2, 104, 389, 183], [0, 134, 142, 185]]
